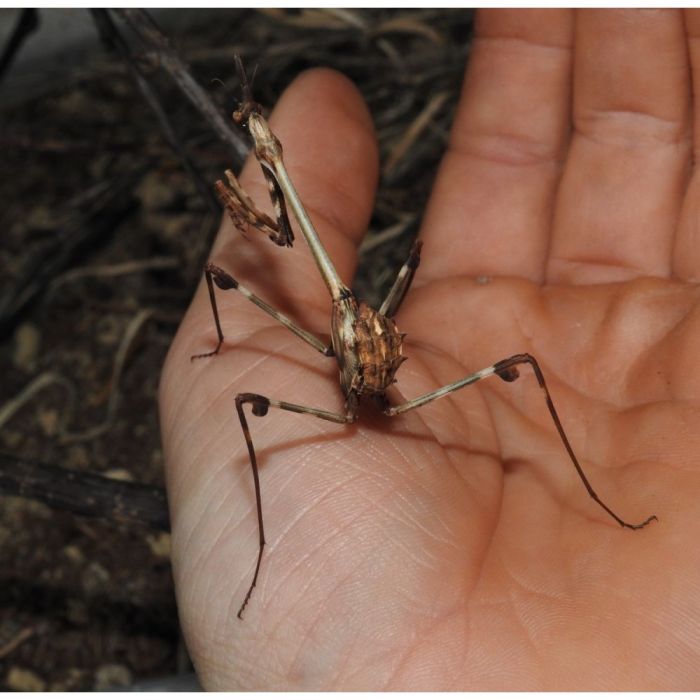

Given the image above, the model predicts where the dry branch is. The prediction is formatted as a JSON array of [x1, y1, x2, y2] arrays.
[[0, 452, 169, 531], [116, 8, 249, 166], [0, 9, 39, 85], [91, 9, 221, 217]]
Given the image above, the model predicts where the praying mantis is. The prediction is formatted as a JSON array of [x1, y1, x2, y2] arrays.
[[192, 58, 657, 619]]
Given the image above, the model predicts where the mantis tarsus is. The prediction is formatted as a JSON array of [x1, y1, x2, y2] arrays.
[[193, 57, 658, 619]]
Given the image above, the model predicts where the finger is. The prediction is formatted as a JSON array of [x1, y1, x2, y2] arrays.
[[208, 67, 378, 327], [547, 9, 691, 285], [673, 10, 700, 281], [418, 9, 573, 285]]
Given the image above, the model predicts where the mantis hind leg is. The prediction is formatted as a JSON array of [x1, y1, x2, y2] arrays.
[[385, 353, 657, 531], [234, 392, 357, 618]]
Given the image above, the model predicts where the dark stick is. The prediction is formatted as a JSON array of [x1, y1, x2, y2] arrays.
[[0, 452, 169, 531], [115, 8, 249, 167], [90, 9, 221, 218], [0, 9, 39, 86]]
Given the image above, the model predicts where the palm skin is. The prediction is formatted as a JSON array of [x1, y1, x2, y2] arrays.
[[160, 9, 700, 690]]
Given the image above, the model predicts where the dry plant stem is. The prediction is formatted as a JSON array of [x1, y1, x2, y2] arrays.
[[194, 62, 658, 619], [0, 372, 77, 433], [0, 626, 34, 660], [358, 214, 417, 256], [0, 452, 169, 530], [49, 256, 178, 293], [383, 90, 451, 178], [62, 308, 154, 443], [116, 9, 249, 165], [0, 8, 38, 84], [371, 15, 446, 44], [91, 9, 221, 217]]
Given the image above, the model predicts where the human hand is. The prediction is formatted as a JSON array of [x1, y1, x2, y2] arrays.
[[160, 9, 700, 689]]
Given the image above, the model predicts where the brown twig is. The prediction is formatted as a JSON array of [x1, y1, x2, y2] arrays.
[[115, 8, 249, 166], [0, 627, 34, 660], [0, 372, 77, 434], [48, 257, 179, 295], [91, 9, 221, 217], [61, 308, 154, 443], [0, 9, 39, 85], [371, 15, 446, 45], [0, 452, 169, 531], [383, 90, 451, 178], [359, 214, 418, 256]]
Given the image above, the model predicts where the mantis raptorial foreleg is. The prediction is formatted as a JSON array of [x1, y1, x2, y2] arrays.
[[215, 168, 294, 248]]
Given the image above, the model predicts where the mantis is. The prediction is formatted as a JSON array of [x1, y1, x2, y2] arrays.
[[193, 58, 658, 619]]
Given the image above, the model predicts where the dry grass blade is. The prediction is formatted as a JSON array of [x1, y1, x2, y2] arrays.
[[49, 257, 178, 295], [359, 215, 418, 256], [116, 8, 249, 164], [0, 626, 34, 661], [0, 372, 77, 433], [61, 308, 154, 443], [0, 452, 170, 530], [257, 8, 355, 30], [372, 16, 446, 44], [383, 90, 451, 178]]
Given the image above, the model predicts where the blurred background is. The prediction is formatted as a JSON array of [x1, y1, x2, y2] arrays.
[[0, 8, 472, 690]]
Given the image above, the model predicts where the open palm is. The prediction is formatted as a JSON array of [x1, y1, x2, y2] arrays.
[[160, 9, 700, 690]]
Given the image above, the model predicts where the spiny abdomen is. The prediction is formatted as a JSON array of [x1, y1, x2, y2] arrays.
[[353, 302, 406, 394]]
